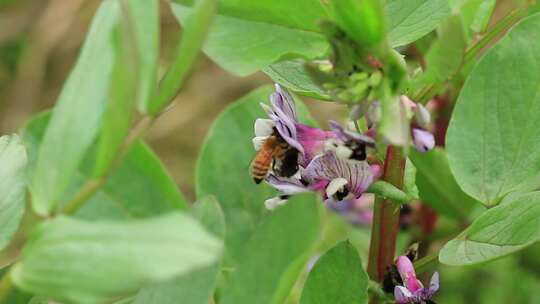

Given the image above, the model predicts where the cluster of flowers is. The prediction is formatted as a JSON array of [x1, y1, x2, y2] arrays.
[[252, 84, 435, 224]]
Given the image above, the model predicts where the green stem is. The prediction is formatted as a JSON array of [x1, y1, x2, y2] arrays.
[[367, 146, 406, 303], [62, 116, 155, 215], [464, 8, 525, 64], [0, 271, 13, 303]]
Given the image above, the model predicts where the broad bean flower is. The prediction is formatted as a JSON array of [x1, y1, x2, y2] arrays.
[[394, 255, 439, 304], [253, 84, 336, 167], [253, 85, 379, 224]]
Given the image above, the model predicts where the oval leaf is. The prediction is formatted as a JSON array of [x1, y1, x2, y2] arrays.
[[385, 0, 451, 47], [263, 59, 331, 100], [11, 212, 222, 303], [30, 0, 120, 215], [220, 194, 321, 304], [170, 1, 328, 76], [446, 14, 540, 205], [300, 241, 368, 304], [410, 148, 478, 221], [439, 191, 540, 266], [132, 196, 225, 304], [0, 135, 27, 250]]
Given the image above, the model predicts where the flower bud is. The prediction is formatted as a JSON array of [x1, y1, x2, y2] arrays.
[[413, 103, 431, 128], [366, 101, 382, 125]]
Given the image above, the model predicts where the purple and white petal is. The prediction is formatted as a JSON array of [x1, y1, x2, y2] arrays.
[[325, 177, 349, 198], [271, 84, 298, 121], [304, 152, 374, 196], [428, 272, 439, 295], [396, 255, 423, 293], [266, 174, 308, 194], [254, 118, 274, 137], [297, 124, 337, 165], [394, 286, 413, 304], [325, 197, 353, 213], [264, 196, 288, 210], [412, 128, 435, 153]]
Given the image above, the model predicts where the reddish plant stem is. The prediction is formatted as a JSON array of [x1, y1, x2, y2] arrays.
[[367, 146, 406, 285]]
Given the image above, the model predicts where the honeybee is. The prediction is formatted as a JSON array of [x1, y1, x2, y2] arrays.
[[250, 133, 299, 184]]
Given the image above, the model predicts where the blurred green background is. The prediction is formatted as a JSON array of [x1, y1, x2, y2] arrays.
[[1, 1, 538, 303]]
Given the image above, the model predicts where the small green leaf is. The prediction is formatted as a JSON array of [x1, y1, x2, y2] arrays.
[[469, 0, 496, 33], [410, 148, 478, 221], [93, 5, 139, 177], [23, 112, 187, 219], [329, 0, 384, 48], [0, 135, 27, 250], [403, 159, 419, 200], [196, 85, 317, 265], [300, 241, 368, 304], [447, 14, 540, 204], [220, 194, 321, 304], [170, 1, 328, 76], [439, 191, 540, 266], [127, 0, 160, 111], [30, 0, 119, 215], [263, 59, 331, 100], [12, 212, 222, 303], [149, 0, 217, 114], [385, 0, 451, 47], [451, 0, 496, 36], [133, 196, 225, 304]]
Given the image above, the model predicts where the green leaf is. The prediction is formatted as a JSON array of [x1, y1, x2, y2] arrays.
[[385, 0, 451, 47], [220, 194, 321, 304], [404, 158, 419, 200], [329, 0, 384, 48], [469, 0, 496, 33], [446, 14, 540, 205], [439, 191, 540, 266], [300, 241, 368, 304], [23, 112, 187, 219], [410, 148, 478, 221], [0, 135, 27, 250], [263, 59, 331, 100], [175, 0, 330, 32], [149, 0, 217, 114], [195, 85, 317, 265], [127, 0, 160, 111], [417, 15, 467, 85], [93, 5, 139, 177], [94, 0, 161, 173], [30, 0, 120, 216], [11, 212, 222, 303], [451, 0, 496, 36], [170, 1, 328, 76], [133, 196, 225, 304]]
